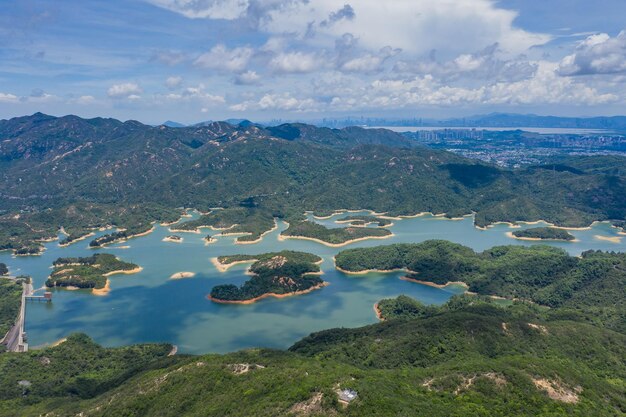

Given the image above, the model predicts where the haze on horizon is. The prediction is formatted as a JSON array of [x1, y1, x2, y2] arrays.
[[2, 0, 626, 125]]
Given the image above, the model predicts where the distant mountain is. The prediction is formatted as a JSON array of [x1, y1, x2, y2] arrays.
[[0, 112, 625, 252], [161, 120, 186, 128], [437, 113, 626, 130], [315, 113, 626, 130]]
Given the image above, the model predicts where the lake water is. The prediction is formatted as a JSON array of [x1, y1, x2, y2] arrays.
[[1, 211, 624, 354]]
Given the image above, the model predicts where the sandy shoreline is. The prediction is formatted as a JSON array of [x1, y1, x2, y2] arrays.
[[336, 265, 407, 275], [594, 234, 623, 243], [170, 271, 195, 279], [235, 220, 278, 245], [162, 236, 183, 243], [211, 257, 257, 273], [59, 232, 95, 248], [400, 276, 469, 289], [207, 282, 329, 305], [279, 233, 394, 248], [103, 266, 143, 277], [92, 279, 111, 296], [373, 303, 384, 321]]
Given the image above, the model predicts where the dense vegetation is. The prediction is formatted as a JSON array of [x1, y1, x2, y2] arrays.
[[336, 241, 626, 332], [1, 296, 625, 416], [512, 227, 576, 241], [1, 113, 625, 253], [0, 279, 22, 342], [282, 220, 392, 244], [335, 215, 392, 227], [0, 263, 7, 276], [46, 254, 139, 290], [210, 251, 324, 302], [0, 334, 173, 413]]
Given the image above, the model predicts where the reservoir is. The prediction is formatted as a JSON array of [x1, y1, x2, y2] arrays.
[[1, 211, 623, 354]]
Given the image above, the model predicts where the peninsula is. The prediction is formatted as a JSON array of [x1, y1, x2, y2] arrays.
[[281, 220, 392, 246], [45, 254, 141, 293]]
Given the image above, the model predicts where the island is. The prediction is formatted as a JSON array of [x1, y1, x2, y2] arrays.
[[162, 235, 183, 243], [45, 254, 142, 294], [510, 227, 576, 241], [0, 263, 8, 276], [374, 295, 440, 321], [208, 251, 326, 304], [281, 220, 393, 246], [335, 215, 392, 227], [204, 234, 216, 244]]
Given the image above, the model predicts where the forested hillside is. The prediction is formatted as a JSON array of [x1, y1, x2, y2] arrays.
[[1, 113, 625, 254]]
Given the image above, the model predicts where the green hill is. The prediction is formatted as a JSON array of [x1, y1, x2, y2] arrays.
[[1, 113, 625, 253]]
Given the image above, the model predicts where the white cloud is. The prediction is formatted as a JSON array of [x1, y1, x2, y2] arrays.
[[75, 95, 96, 104], [270, 51, 321, 73], [234, 70, 261, 85], [0, 93, 19, 103], [339, 46, 400, 73], [107, 83, 143, 99], [166, 76, 183, 89], [161, 83, 225, 104], [194, 44, 253, 72], [230, 93, 320, 112], [558, 31, 626, 76]]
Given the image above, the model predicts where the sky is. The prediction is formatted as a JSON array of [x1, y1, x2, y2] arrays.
[[1, 0, 626, 124]]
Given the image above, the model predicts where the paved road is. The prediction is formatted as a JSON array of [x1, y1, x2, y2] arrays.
[[3, 281, 31, 352]]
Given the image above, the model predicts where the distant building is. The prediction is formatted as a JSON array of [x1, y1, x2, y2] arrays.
[[338, 389, 358, 403]]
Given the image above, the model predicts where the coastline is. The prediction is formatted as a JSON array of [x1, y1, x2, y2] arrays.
[[92, 226, 156, 248], [373, 303, 384, 321], [400, 276, 469, 290], [235, 220, 278, 245], [278, 232, 394, 248], [103, 266, 143, 277], [92, 279, 111, 296], [594, 234, 623, 243], [170, 271, 195, 279], [336, 265, 407, 275], [211, 257, 257, 273], [207, 282, 329, 305], [59, 232, 95, 248]]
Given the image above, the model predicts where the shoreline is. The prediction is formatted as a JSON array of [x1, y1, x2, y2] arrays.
[[400, 276, 469, 290], [278, 233, 394, 248], [59, 232, 95, 248], [92, 279, 111, 296], [103, 266, 143, 277], [594, 234, 623, 243], [170, 271, 195, 279], [235, 220, 279, 245], [207, 282, 329, 305], [211, 257, 257, 273], [373, 303, 384, 321], [92, 226, 156, 248], [336, 265, 407, 275]]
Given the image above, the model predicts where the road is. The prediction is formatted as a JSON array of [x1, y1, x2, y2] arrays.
[[3, 280, 31, 352]]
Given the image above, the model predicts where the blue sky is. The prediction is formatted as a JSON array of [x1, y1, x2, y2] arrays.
[[1, 0, 626, 124]]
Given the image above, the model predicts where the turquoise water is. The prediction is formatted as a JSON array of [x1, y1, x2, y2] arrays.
[[1, 212, 624, 354]]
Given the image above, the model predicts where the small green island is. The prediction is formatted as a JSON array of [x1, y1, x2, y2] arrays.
[[209, 251, 325, 304], [281, 220, 392, 246], [0, 263, 8, 276], [162, 235, 183, 243], [88, 225, 153, 248], [46, 254, 141, 293], [335, 215, 392, 227], [511, 227, 576, 241]]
